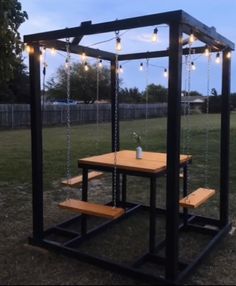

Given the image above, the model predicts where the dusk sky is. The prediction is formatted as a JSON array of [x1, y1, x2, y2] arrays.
[[20, 0, 236, 94]]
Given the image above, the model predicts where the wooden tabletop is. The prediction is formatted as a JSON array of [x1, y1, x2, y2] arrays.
[[78, 150, 192, 174]]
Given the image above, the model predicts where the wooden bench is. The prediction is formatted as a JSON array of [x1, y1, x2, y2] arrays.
[[58, 199, 125, 219], [179, 188, 216, 208], [61, 171, 104, 188]]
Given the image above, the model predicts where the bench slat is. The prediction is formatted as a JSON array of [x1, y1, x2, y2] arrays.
[[61, 171, 104, 187], [58, 199, 125, 219], [179, 188, 215, 208]]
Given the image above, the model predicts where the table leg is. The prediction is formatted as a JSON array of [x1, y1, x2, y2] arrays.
[[183, 165, 188, 226], [122, 174, 127, 208], [149, 176, 156, 253], [81, 168, 88, 235]]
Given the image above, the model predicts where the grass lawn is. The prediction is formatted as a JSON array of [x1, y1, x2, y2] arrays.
[[0, 113, 236, 285]]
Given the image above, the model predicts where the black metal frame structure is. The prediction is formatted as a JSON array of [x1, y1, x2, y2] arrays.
[[24, 10, 234, 284]]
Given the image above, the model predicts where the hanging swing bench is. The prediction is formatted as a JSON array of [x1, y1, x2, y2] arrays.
[[179, 187, 216, 208], [59, 44, 123, 220], [61, 171, 104, 188], [58, 199, 125, 219]]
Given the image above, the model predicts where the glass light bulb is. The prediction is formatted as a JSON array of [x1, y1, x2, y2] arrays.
[[84, 62, 89, 71], [98, 59, 103, 68], [119, 65, 123, 73], [189, 33, 195, 43], [191, 62, 196, 70], [116, 37, 122, 51], [139, 63, 143, 71], [65, 59, 69, 69], [215, 52, 221, 64], [227, 51, 231, 59], [50, 47, 56, 55], [152, 27, 158, 42], [39, 53, 43, 62], [205, 47, 210, 57], [25, 44, 31, 54], [81, 52, 86, 61], [164, 68, 168, 77]]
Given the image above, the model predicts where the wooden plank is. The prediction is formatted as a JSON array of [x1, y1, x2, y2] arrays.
[[58, 199, 125, 219], [61, 171, 104, 188], [179, 188, 216, 208]]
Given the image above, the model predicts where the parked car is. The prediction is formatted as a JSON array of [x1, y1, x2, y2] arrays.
[[51, 99, 79, 105]]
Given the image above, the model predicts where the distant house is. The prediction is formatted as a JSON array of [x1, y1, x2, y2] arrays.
[[181, 96, 206, 113]]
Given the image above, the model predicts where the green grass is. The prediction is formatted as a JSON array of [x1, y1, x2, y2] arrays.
[[1, 113, 236, 285], [1, 113, 235, 192]]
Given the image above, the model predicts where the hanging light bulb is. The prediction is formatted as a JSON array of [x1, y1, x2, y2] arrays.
[[139, 63, 143, 71], [226, 51, 231, 59], [25, 44, 32, 54], [81, 52, 87, 62], [119, 65, 123, 73], [189, 32, 195, 44], [98, 59, 103, 68], [163, 68, 168, 78], [65, 58, 69, 70], [50, 47, 56, 55], [215, 52, 221, 64], [84, 62, 89, 71], [191, 61, 196, 70], [205, 47, 210, 57], [115, 37, 122, 51], [152, 27, 158, 42], [39, 51, 43, 62]]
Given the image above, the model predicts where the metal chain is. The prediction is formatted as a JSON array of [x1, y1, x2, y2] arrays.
[[66, 39, 71, 181], [182, 55, 188, 155], [145, 58, 149, 151], [204, 53, 211, 188], [186, 45, 192, 192], [96, 58, 100, 154], [113, 54, 119, 208]]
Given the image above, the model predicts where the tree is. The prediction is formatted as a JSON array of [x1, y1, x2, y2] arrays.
[[119, 87, 142, 103], [47, 62, 111, 104], [0, 0, 28, 102], [143, 84, 168, 103]]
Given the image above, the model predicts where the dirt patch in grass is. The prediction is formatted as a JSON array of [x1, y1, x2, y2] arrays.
[[1, 180, 236, 285]]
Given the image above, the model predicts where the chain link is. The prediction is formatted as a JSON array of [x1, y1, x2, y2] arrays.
[[186, 45, 192, 192], [66, 39, 71, 181], [96, 58, 100, 153], [145, 58, 149, 151], [204, 54, 211, 188], [113, 54, 119, 208]]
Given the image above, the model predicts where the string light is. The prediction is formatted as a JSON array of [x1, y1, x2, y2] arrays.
[[226, 51, 231, 59], [115, 37, 122, 51], [25, 44, 32, 54], [119, 65, 123, 73], [163, 68, 168, 77], [189, 32, 195, 44], [39, 51, 43, 62], [81, 52, 87, 62], [98, 59, 103, 68], [205, 47, 210, 57], [191, 61, 196, 70], [139, 62, 143, 71], [84, 62, 89, 71], [65, 58, 69, 70], [152, 27, 158, 42], [215, 52, 221, 64], [50, 47, 56, 55]]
